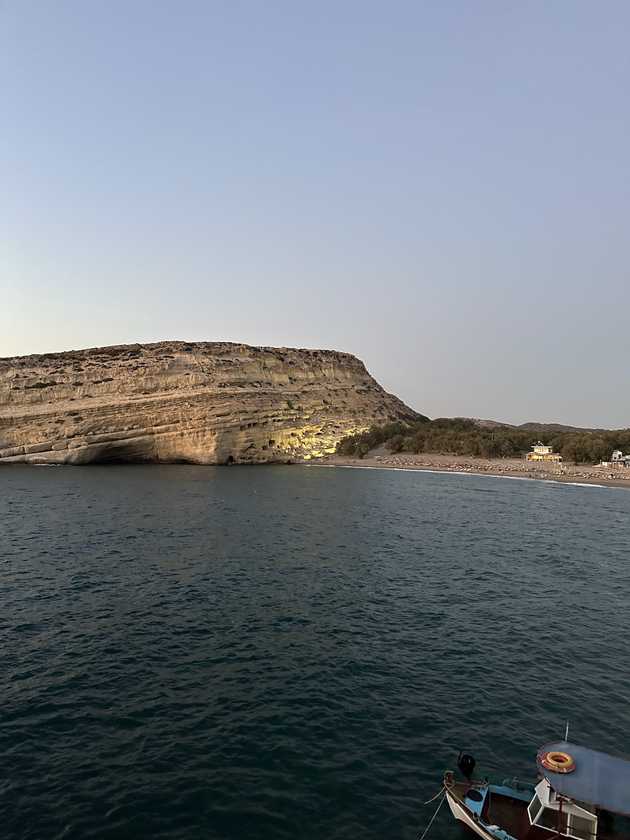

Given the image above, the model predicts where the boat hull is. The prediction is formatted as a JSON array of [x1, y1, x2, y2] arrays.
[[443, 767, 630, 840], [445, 789, 500, 839]]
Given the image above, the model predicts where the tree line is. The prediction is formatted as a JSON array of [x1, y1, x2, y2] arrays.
[[336, 418, 630, 464]]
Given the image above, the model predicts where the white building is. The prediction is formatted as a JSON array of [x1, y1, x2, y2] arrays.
[[602, 450, 630, 468]]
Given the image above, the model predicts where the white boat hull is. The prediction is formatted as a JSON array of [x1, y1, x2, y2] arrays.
[[445, 789, 497, 840]]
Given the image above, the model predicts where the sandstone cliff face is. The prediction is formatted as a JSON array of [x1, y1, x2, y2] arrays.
[[0, 342, 418, 465]]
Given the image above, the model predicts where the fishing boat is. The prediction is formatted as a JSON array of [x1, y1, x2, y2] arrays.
[[443, 740, 630, 839]]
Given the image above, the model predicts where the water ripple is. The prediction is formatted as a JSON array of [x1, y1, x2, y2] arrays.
[[2, 465, 630, 839]]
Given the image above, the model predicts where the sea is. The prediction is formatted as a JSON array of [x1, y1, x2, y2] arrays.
[[2, 464, 630, 840]]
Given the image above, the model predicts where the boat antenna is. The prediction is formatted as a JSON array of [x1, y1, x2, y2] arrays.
[[564, 720, 570, 742]]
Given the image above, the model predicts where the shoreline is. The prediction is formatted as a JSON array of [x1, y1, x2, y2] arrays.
[[309, 454, 630, 490], [2, 454, 629, 490]]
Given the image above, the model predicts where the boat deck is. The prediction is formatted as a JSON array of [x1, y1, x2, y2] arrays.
[[447, 781, 630, 840], [483, 787, 530, 837], [449, 781, 532, 838]]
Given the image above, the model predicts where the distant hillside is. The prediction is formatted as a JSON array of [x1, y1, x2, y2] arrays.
[[517, 421, 609, 434], [462, 417, 609, 434], [337, 416, 630, 464]]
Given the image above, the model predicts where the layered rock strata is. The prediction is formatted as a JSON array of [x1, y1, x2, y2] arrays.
[[0, 341, 418, 465]]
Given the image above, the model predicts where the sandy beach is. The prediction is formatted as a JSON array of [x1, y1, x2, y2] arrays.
[[310, 452, 630, 490]]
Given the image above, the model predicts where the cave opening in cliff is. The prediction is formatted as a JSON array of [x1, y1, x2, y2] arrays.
[[226, 455, 234, 465], [85, 440, 157, 464], [91, 452, 151, 465]]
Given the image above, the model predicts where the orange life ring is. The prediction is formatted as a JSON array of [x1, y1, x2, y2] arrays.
[[540, 750, 576, 774]]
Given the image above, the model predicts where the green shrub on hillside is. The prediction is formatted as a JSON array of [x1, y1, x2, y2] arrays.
[[336, 419, 630, 465]]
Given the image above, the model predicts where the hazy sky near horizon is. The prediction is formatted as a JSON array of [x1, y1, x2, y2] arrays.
[[2, 1, 630, 427]]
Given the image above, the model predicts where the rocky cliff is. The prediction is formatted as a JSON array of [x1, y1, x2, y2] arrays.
[[0, 342, 418, 465]]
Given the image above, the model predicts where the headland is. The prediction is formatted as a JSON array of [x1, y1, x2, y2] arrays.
[[0, 341, 418, 465]]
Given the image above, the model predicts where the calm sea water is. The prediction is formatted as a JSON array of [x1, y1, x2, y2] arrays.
[[2, 465, 630, 840]]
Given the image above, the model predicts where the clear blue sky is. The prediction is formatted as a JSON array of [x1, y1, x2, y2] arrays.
[[2, 1, 629, 427]]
